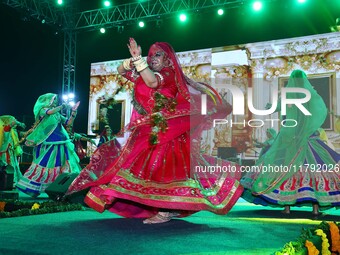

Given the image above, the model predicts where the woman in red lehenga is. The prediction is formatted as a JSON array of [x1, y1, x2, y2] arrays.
[[67, 38, 243, 223]]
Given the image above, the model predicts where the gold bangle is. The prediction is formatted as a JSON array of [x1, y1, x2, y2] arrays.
[[133, 58, 148, 72], [131, 55, 142, 62], [122, 58, 132, 71]]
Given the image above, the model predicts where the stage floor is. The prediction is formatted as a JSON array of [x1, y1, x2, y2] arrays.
[[1, 190, 340, 255]]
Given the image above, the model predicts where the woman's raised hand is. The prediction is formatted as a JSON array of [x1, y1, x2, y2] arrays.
[[72, 101, 80, 111], [127, 38, 142, 58]]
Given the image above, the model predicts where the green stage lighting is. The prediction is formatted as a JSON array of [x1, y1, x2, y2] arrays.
[[104, 1, 111, 7], [218, 9, 224, 15], [138, 21, 145, 28], [179, 14, 187, 22], [100, 28, 106, 33], [253, 1, 263, 11]]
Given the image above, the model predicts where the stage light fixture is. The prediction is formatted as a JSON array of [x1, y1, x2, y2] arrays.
[[217, 9, 224, 15], [100, 28, 106, 33], [179, 14, 187, 22], [104, 1, 111, 7], [62, 93, 74, 101], [57, 0, 63, 5], [297, 0, 306, 3], [253, 1, 263, 11], [61, 93, 77, 117], [138, 21, 145, 28]]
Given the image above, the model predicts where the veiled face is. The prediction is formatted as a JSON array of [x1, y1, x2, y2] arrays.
[[149, 51, 166, 71]]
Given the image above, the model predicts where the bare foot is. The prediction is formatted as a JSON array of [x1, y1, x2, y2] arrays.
[[312, 203, 319, 215], [143, 212, 179, 224], [143, 212, 172, 224], [282, 205, 290, 214]]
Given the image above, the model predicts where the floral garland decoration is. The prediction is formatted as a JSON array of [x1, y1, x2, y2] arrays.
[[153, 92, 177, 113], [275, 221, 340, 255], [314, 229, 331, 255], [0, 200, 84, 218], [305, 240, 319, 255], [329, 222, 340, 253], [116, 75, 135, 93], [95, 86, 124, 128], [149, 92, 177, 145], [150, 112, 167, 145], [96, 86, 124, 109]]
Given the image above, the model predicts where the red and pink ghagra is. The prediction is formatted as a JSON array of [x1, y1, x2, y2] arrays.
[[67, 42, 243, 219]]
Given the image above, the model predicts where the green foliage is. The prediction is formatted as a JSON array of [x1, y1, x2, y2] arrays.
[[0, 200, 84, 218]]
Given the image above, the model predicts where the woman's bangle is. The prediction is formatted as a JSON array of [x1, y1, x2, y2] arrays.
[[131, 55, 142, 62], [133, 57, 148, 72], [122, 58, 133, 71]]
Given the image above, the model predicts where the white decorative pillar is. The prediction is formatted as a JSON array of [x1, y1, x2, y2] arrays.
[[251, 61, 267, 143]]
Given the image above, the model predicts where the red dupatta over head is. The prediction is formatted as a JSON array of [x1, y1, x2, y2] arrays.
[[147, 42, 223, 106]]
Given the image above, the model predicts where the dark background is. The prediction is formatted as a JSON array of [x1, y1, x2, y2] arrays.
[[1, 0, 339, 133]]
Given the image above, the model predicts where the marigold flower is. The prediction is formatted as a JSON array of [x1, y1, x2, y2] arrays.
[[305, 240, 320, 255], [31, 203, 40, 210], [328, 222, 340, 253], [0, 202, 6, 212], [315, 229, 331, 255]]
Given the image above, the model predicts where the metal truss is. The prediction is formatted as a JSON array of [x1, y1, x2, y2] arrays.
[[2, 0, 77, 96], [2, 0, 278, 97], [3, 0, 279, 31], [74, 0, 262, 31], [62, 31, 76, 100], [1, 0, 66, 26]]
